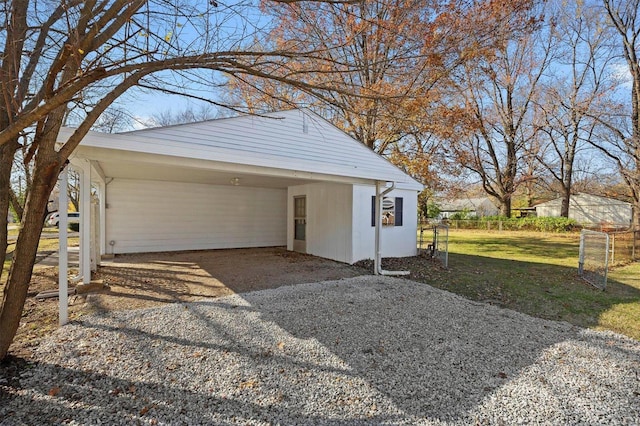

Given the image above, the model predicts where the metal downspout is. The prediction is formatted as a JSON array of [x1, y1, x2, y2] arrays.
[[374, 181, 410, 276]]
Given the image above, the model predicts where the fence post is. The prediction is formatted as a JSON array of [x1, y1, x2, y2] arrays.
[[578, 231, 585, 275], [610, 233, 615, 264]]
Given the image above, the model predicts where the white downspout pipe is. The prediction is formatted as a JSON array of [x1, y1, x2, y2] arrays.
[[374, 181, 410, 276]]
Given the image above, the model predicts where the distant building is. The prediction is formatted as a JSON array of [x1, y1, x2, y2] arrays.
[[438, 197, 499, 219], [535, 193, 632, 227]]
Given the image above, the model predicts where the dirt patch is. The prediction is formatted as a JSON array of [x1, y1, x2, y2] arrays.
[[88, 247, 368, 311], [4, 247, 370, 360]]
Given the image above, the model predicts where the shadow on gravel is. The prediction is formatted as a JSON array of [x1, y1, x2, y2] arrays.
[[0, 359, 409, 425], [4, 276, 638, 423], [240, 277, 583, 422]]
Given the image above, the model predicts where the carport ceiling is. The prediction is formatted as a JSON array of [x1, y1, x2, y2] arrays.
[[97, 159, 312, 189]]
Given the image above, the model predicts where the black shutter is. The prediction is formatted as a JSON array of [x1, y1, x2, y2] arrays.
[[371, 196, 376, 227], [395, 197, 403, 226]]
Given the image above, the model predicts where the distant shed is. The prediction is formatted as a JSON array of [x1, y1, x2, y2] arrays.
[[438, 197, 499, 219], [535, 193, 632, 227]]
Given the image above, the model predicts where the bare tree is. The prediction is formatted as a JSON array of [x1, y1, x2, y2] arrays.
[[150, 104, 218, 127], [450, 5, 552, 217], [592, 0, 640, 230], [0, 0, 366, 360], [535, 0, 617, 217]]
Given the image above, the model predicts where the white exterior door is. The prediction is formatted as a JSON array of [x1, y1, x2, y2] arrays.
[[293, 196, 306, 252]]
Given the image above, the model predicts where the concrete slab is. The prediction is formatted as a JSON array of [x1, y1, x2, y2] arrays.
[[37, 247, 80, 267]]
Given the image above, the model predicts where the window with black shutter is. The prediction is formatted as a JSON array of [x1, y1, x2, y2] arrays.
[[371, 196, 403, 227]]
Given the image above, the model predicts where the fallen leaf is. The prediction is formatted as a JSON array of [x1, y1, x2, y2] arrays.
[[238, 379, 258, 389], [48, 386, 61, 396]]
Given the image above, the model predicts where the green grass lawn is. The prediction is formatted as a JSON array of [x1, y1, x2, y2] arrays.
[[3, 231, 79, 283], [422, 229, 640, 340]]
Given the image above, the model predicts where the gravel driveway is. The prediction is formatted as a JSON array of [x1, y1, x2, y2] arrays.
[[2, 276, 639, 425]]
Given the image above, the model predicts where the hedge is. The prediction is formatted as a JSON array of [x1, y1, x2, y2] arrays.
[[444, 216, 578, 232]]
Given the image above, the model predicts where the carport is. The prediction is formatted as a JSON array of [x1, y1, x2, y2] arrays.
[[55, 109, 422, 322]]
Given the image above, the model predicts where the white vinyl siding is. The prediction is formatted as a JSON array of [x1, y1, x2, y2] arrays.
[[352, 185, 418, 263], [287, 183, 418, 264], [106, 179, 286, 254], [288, 183, 353, 263]]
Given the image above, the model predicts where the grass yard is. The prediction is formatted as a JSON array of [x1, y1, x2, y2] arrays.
[[3, 230, 78, 283], [418, 229, 640, 340]]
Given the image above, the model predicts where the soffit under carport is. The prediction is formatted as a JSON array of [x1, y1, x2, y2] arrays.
[[72, 144, 375, 189]]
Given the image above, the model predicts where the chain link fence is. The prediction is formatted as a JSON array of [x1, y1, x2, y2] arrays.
[[418, 223, 449, 268], [606, 230, 640, 265], [578, 230, 610, 290]]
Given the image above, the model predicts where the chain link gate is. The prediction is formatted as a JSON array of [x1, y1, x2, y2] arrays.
[[578, 229, 610, 290], [419, 223, 449, 268]]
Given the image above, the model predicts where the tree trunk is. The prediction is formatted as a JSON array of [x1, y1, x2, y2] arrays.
[[560, 188, 571, 218], [0, 153, 61, 359], [500, 197, 512, 217]]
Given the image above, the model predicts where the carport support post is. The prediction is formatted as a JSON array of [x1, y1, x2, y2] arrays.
[[374, 181, 410, 276], [375, 181, 395, 275], [77, 159, 91, 284], [58, 166, 69, 326]]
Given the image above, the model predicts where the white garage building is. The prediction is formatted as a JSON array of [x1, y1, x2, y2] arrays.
[[535, 193, 632, 227], [59, 109, 423, 284]]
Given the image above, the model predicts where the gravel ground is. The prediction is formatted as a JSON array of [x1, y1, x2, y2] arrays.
[[1, 275, 639, 425]]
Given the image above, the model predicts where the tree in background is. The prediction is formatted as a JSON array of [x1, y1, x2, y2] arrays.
[[0, 0, 367, 360], [534, 0, 617, 217], [448, 2, 551, 217], [226, 0, 538, 188], [592, 0, 640, 230], [150, 105, 218, 127]]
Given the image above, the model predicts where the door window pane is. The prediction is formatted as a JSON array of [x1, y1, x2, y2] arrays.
[[294, 196, 306, 241]]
